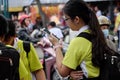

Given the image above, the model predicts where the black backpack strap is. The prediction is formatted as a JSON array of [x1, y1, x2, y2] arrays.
[[76, 32, 92, 70], [77, 32, 92, 42], [23, 41, 30, 57]]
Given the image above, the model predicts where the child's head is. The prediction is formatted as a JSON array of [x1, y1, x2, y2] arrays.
[[19, 14, 30, 28], [4, 19, 16, 45], [98, 16, 111, 30], [98, 16, 111, 38], [0, 14, 8, 41]]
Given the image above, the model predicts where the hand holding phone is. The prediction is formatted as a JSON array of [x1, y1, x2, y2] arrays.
[[41, 28, 60, 40]]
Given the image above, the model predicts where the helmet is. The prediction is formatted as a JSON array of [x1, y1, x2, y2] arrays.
[[98, 16, 111, 26]]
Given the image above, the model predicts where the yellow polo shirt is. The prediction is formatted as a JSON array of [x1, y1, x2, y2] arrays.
[[62, 31, 99, 78], [15, 39, 43, 80], [115, 14, 120, 30]]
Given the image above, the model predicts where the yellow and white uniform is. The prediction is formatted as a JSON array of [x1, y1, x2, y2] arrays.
[[62, 25, 99, 78], [13, 39, 43, 80]]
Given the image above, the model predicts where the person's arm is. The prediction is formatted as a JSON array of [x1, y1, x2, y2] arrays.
[[49, 34, 72, 77], [29, 43, 46, 80], [34, 69, 46, 80]]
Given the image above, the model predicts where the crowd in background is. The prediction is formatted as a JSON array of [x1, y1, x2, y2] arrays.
[[6, 3, 120, 56], [1, 1, 120, 80]]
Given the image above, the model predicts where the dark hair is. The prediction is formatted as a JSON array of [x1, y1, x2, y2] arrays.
[[63, 0, 115, 67], [48, 21, 56, 27], [116, 6, 120, 12], [4, 19, 16, 42], [0, 14, 8, 37]]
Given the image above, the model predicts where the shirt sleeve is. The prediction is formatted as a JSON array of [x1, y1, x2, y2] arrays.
[[19, 58, 28, 79], [62, 37, 92, 70], [115, 15, 120, 28], [62, 38, 82, 70], [28, 43, 43, 72]]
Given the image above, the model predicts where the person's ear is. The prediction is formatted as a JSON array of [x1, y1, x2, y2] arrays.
[[74, 16, 80, 24]]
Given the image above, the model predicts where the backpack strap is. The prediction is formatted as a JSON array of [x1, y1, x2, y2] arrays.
[[23, 41, 30, 57], [77, 32, 92, 42], [76, 32, 92, 70]]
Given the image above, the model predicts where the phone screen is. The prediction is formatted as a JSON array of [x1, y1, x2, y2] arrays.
[[41, 28, 60, 40]]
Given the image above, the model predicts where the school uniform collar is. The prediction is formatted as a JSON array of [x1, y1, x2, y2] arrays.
[[13, 37, 19, 48], [77, 25, 89, 35]]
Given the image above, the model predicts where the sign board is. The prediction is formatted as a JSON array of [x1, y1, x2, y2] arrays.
[[8, 0, 33, 12]]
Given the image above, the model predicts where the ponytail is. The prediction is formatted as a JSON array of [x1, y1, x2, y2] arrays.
[[63, 0, 115, 67], [88, 10, 107, 66]]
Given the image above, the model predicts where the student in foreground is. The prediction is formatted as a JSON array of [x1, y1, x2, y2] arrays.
[[48, 0, 116, 80], [3, 19, 46, 80], [0, 14, 28, 80]]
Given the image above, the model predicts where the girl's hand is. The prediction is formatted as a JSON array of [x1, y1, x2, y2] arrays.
[[70, 71, 84, 80], [48, 34, 59, 46]]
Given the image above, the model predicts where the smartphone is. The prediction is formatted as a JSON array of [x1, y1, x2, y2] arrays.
[[41, 28, 60, 40]]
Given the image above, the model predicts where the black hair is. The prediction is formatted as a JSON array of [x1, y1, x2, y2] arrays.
[[48, 21, 56, 27], [116, 6, 120, 12], [4, 19, 16, 42], [63, 0, 115, 67], [0, 14, 8, 37]]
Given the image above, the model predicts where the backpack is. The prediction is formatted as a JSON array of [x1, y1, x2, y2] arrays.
[[77, 32, 120, 80], [0, 43, 20, 80]]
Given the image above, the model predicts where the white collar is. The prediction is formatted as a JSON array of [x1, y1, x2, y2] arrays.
[[13, 37, 19, 48], [77, 25, 89, 35], [116, 12, 120, 16]]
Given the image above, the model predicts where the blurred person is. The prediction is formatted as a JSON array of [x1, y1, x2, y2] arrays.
[[18, 15, 39, 43], [0, 14, 28, 80], [30, 17, 43, 39], [113, 6, 120, 51], [50, 14, 61, 26], [47, 21, 63, 40], [98, 15, 117, 52], [48, 0, 116, 80], [19, 14, 34, 33], [47, 21, 63, 46], [3, 19, 46, 80], [14, 19, 21, 34], [94, 6, 102, 17]]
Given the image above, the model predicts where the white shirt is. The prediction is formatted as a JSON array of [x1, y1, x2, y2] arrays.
[[96, 10, 102, 17], [49, 27, 63, 39], [77, 25, 89, 35], [69, 25, 89, 41]]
